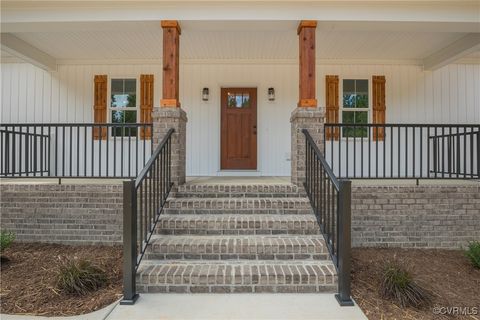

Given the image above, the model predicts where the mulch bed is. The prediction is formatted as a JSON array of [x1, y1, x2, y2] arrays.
[[352, 248, 480, 320], [0, 243, 122, 316]]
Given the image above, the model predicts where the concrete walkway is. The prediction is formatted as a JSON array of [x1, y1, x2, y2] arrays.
[[1, 294, 367, 320], [107, 294, 368, 320], [0, 301, 118, 320]]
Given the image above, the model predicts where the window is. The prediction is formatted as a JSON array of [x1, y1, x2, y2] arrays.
[[227, 92, 250, 108], [342, 79, 369, 138], [110, 78, 137, 137]]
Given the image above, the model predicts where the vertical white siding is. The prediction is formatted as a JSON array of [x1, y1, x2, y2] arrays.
[[180, 63, 297, 176], [1, 62, 479, 176]]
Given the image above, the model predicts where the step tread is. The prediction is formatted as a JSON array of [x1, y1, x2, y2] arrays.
[[158, 213, 318, 222], [137, 260, 337, 292], [165, 198, 313, 212], [137, 259, 337, 284], [147, 234, 328, 255], [156, 214, 321, 235], [178, 184, 301, 192]]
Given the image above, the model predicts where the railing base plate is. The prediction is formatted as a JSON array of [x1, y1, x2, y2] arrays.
[[335, 294, 354, 306], [120, 294, 139, 305]]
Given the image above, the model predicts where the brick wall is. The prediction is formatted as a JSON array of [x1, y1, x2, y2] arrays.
[[0, 183, 123, 244], [352, 184, 480, 249]]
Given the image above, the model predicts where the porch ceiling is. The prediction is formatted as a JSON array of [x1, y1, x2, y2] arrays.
[[1, 20, 479, 65]]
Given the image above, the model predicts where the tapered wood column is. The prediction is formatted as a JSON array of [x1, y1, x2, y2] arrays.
[[297, 20, 317, 108], [161, 20, 181, 108]]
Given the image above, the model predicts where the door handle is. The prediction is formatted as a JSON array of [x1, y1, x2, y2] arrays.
[[253, 125, 257, 129]]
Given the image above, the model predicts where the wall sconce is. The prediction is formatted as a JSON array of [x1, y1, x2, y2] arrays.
[[202, 88, 209, 101], [268, 87, 275, 101]]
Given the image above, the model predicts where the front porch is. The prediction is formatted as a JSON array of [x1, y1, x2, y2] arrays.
[[1, 9, 479, 310]]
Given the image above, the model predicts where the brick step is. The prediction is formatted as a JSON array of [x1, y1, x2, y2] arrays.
[[164, 198, 313, 215], [155, 214, 321, 235], [174, 192, 306, 198], [144, 235, 329, 261], [136, 260, 337, 293], [174, 184, 306, 198]]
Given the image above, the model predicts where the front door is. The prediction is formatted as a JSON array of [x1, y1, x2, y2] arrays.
[[221, 88, 257, 170]]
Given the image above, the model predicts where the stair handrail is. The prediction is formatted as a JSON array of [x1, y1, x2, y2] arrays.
[[302, 129, 354, 306], [121, 128, 175, 305]]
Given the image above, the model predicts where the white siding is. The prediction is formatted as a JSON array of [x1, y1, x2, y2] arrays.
[[1, 62, 479, 177]]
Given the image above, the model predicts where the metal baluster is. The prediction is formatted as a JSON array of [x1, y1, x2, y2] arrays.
[[128, 127, 132, 178]]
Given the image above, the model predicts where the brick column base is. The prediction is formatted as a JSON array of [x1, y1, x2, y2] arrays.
[[152, 107, 187, 188], [290, 107, 325, 186]]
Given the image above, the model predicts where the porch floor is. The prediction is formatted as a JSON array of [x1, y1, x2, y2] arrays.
[[0, 176, 477, 186]]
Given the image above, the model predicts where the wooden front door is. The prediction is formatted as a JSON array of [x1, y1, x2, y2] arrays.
[[221, 88, 257, 170]]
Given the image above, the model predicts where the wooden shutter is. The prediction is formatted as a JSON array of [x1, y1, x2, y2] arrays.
[[140, 74, 154, 139], [93, 75, 107, 140], [325, 75, 339, 140], [372, 75, 386, 141]]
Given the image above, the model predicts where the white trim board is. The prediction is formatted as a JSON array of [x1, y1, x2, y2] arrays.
[[49, 58, 425, 66]]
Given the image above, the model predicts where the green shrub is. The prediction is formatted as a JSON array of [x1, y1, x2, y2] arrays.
[[0, 231, 15, 253], [465, 241, 480, 269], [381, 263, 431, 308], [56, 259, 107, 295]]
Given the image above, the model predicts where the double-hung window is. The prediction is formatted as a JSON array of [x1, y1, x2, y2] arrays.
[[110, 78, 137, 137], [341, 79, 369, 138]]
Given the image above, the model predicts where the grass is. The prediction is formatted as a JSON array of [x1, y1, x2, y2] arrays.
[[380, 262, 431, 308], [56, 259, 108, 296], [0, 231, 15, 254], [465, 241, 480, 269]]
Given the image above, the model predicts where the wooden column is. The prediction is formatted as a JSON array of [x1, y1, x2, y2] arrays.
[[297, 20, 317, 108], [161, 20, 181, 108]]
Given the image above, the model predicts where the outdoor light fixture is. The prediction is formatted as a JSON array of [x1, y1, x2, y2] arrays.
[[268, 87, 275, 101], [202, 88, 209, 101]]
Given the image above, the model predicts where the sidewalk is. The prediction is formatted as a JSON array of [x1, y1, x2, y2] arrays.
[[1, 294, 368, 320], [107, 293, 368, 320]]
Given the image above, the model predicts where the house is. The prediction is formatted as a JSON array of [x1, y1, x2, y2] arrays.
[[1, 0, 479, 306]]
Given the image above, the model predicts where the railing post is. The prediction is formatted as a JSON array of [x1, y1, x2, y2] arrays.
[[120, 179, 139, 305], [477, 131, 480, 178], [335, 180, 354, 306]]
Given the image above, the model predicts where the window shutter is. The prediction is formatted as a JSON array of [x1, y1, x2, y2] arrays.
[[93, 75, 108, 140], [372, 75, 386, 141], [325, 75, 339, 140], [140, 74, 154, 140]]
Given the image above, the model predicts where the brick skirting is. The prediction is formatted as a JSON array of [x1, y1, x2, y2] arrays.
[[0, 183, 123, 245], [351, 184, 480, 249], [1, 182, 478, 248]]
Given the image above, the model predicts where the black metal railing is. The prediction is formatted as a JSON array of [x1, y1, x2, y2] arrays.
[[324, 124, 480, 179], [121, 128, 174, 305], [303, 129, 353, 306], [0, 123, 153, 178], [0, 128, 50, 176]]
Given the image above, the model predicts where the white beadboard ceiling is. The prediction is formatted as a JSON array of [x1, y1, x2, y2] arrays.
[[6, 20, 474, 62]]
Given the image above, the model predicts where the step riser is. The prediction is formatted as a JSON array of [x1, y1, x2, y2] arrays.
[[164, 209, 313, 215], [137, 284, 337, 293], [145, 237, 329, 261], [174, 193, 306, 198], [177, 185, 303, 194], [156, 229, 320, 235], [155, 217, 321, 235], [136, 263, 337, 294], [144, 253, 329, 260]]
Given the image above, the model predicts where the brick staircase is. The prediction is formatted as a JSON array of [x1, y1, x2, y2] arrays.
[[136, 183, 337, 293]]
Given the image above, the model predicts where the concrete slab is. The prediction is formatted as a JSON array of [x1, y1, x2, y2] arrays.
[[0, 178, 123, 185], [186, 176, 291, 185], [106, 294, 368, 320], [0, 300, 118, 320]]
